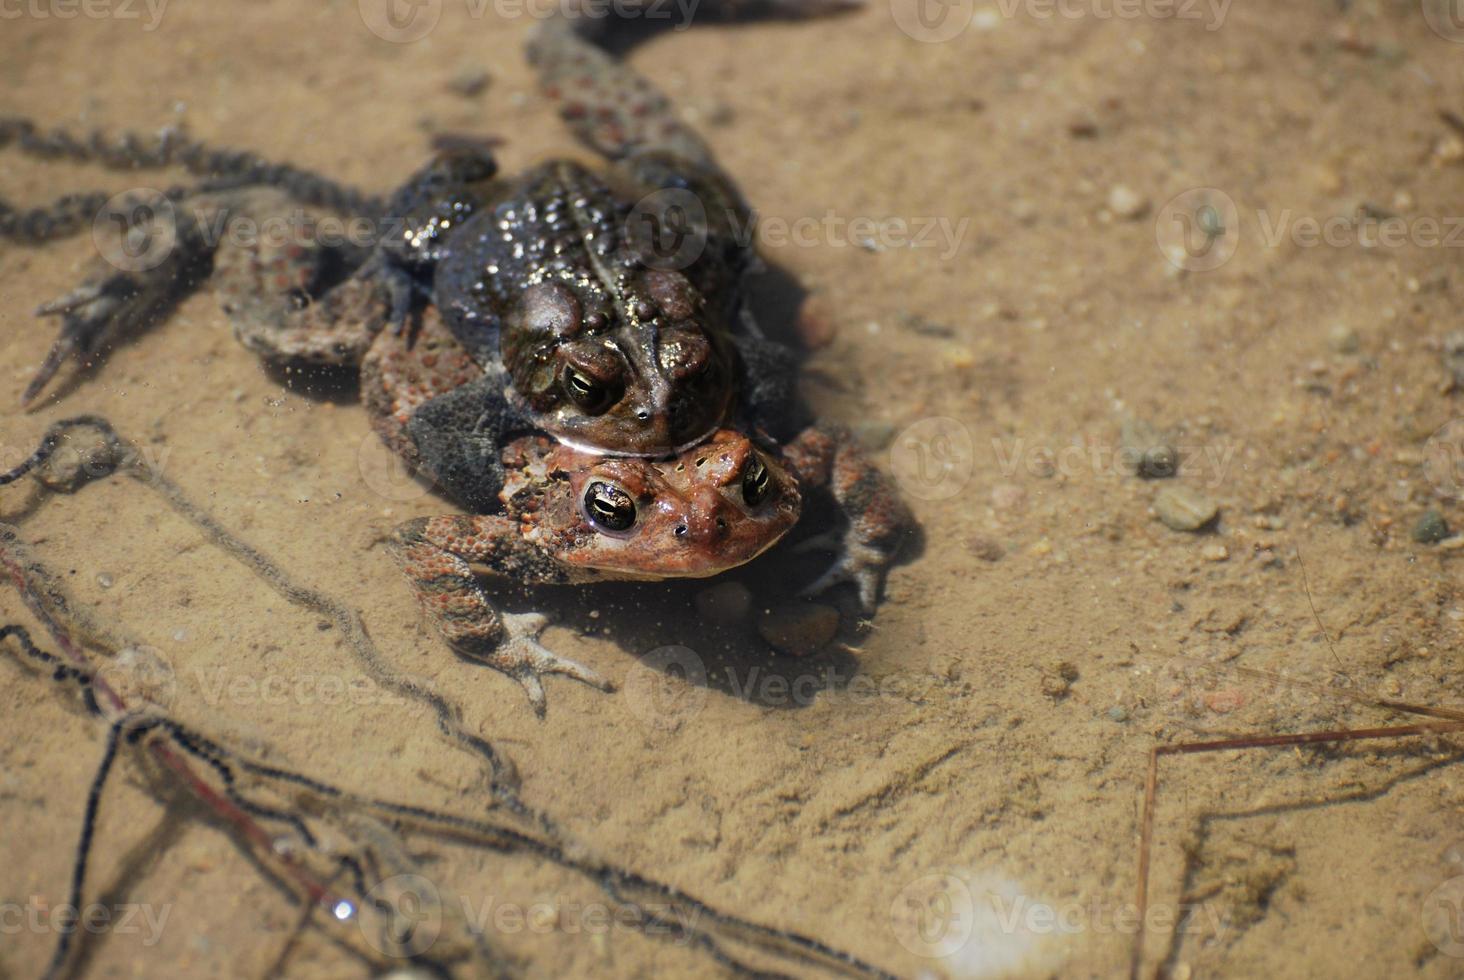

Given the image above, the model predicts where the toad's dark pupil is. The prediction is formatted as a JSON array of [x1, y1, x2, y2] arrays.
[[584, 482, 635, 531], [742, 457, 771, 507], [564, 367, 612, 413]]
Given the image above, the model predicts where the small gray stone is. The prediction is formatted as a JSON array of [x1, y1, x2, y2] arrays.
[[1413, 509, 1450, 544], [1154, 486, 1218, 532], [1446, 331, 1464, 388], [1121, 417, 1178, 479], [448, 67, 491, 98], [1327, 325, 1360, 354]]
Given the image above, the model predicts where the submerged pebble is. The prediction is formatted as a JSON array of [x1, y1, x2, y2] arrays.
[[1120, 416, 1178, 479], [1327, 324, 1360, 354], [1445, 331, 1464, 388], [1107, 184, 1149, 220], [968, 534, 1005, 561], [796, 295, 839, 349], [447, 67, 490, 97], [1155, 486, 1218, 531], [758, 601, 839, 657], [694, 581, 752, 626], [1413, 509, 1450, 544]]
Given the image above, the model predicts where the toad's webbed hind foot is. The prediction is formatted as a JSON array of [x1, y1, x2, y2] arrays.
[[24, 187, 382, 404], [475, 612, 614, 718], [25, 194, 213, 405], [527, 19, 715, 168], [781, 423, 914, 614], [795, 530, 893, 614], [528, 0, 860, 167], [389, 515, 613, 718]]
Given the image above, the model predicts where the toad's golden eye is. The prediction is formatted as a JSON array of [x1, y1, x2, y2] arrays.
[[741, 455, 771, 507], [583, 482, 636, 532], [562, 366, 617, 415]]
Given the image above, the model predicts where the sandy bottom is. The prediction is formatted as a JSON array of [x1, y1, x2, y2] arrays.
[[3, 2, 1464, 978]]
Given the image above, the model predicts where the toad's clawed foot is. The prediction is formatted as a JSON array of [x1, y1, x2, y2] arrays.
[[27, 277, 146, 405], [26, 201, 208, 405], [464, 612, 613, 718], [797, 530, 891, 614]]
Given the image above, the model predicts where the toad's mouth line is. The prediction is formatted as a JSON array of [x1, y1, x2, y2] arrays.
[[572, 528, 795, 579], [551, 419, 724, 459]]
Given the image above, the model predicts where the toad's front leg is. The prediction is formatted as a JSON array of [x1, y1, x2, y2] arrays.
[[388, 514, 612, 717], [781, 423, 916, 613]]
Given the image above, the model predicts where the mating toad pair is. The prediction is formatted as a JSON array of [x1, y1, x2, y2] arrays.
[[16, 5, 913, 714]]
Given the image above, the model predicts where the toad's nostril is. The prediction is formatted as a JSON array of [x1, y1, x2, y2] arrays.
[[675, 525, 688, 537], [636, 410, 651, 421]]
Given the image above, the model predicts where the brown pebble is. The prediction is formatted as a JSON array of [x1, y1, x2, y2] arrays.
[[795, 295, 839, 349], [694, 581, 753, 626], [1154, 486, 1219, 532], [969, 535, 1004, 561], [758, 601, 840, 657], [1067, 117, 1100, 138]]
